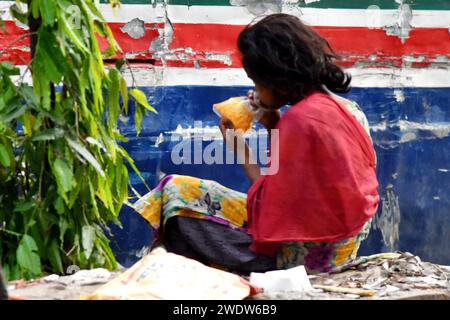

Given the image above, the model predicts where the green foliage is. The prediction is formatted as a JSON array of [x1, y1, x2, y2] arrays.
[[0, 0, 156, 280]]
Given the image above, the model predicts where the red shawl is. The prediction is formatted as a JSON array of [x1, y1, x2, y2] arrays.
[[247, 92, 379, 256]]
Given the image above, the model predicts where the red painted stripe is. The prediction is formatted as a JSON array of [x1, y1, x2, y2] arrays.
[[317, 26, 450, 58], [1, 21, 448, 68], [0, 21, 160, 64], [168, 23, 242, 68], [97, 22, 161, 60], [168, 24, 450, 68]]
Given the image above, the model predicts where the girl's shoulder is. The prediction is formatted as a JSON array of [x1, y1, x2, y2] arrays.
[[278, 92, 344, 126], [279, 92, 372, 137]]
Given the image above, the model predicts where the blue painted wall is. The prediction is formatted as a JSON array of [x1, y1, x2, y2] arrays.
[[109, 86, 450, 267]]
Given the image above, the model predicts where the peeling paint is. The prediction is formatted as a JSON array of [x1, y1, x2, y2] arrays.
[[403, 55, 426, 63], [204, 53, 232, 66], [164, 15, 174, 48], [150, 10, 174, 54], [154, 132, 165, 147], [230, 0, 282, 15], [398, 121, 450, 143], [435, 55, 450, 63], [371, 120, 450, 149], [393, 89, 406, 103], [160, 48, 194, 64], [384, 3, 413, 44], [150, 28, 165, 52], [120, 18, 146, 39], [374, 185, 401, 251]]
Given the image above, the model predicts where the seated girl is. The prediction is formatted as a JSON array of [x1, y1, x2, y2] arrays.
[[134, 14, 379, 274]]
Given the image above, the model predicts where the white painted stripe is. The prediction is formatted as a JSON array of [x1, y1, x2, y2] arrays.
[[0, 2, 165, 23], [1, 2, 448, 27], [99, 4, 165, 24], [158, 67, 251, 87], [348, 67, 450, 88], [167, 5, 255, 26], [167, 5, 450, 28], [14, 65, 450, 88], [158, 67, 450, 88]]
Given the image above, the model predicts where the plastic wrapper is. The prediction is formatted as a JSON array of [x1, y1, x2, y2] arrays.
[[213, 97, 254, 133]]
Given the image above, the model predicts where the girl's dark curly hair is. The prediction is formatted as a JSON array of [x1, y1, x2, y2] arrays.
[[238, 13, 351, 104]]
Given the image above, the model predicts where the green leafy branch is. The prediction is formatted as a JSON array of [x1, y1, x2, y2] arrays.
[[0, 0, 156, 280]]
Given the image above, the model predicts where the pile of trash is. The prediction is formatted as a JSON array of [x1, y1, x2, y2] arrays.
[[254, 252, 450, 300], [6, 268, 119, 300]]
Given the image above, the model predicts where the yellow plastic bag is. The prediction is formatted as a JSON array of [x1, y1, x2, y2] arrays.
[[213, 97, 254, 133], [84, 248, 255, 300]]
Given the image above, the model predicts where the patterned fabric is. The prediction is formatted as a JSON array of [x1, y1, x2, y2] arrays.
[[134, 175, 249, 239], [346, 101, 371, 136], [134, 97, 374, 273], [135, 174, 371, 273], [276, 219, 372, 274]]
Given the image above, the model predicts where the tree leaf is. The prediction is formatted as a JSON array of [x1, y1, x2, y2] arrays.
[[88, 179, 100, 220], [9, 4, 28, 25], [66, 138, 105, 177], [58, 9, 89, 53], [16, 235, 41, 277], [30, 0, 40, 19], [0, 143, 11, 167], [31, 128, 65, 142], [48, 239, 64, 274], [0, 104, 27, 123], [130, 88, 157, 114], [134, 105, 143, 136], [108, 68, 120, 130], [115, 59, 125, 70], [58, 218, 69, 247], [40, 0, 56, 26], [81, 225, 96, 260], [52, 158, 73, 194], [86, 137, 105, 151], [54, 196, 65, 215], [13, 201, 36, 213], [0, 61, 21, 76], [33, 30, 65, 83], [120, 78, 129, 114]]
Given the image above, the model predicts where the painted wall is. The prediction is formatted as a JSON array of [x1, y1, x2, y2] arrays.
[[1, 0, 449, 266]]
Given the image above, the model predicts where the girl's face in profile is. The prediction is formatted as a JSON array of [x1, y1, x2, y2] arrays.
[[254, 82, 285, 111]]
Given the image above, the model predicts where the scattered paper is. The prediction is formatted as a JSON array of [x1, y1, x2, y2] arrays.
[[249, 266, 313, 293]]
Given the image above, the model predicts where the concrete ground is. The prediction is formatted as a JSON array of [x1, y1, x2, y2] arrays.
[[6, 252, 450, 300]]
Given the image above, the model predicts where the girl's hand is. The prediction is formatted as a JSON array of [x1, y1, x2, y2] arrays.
[[219, 117, 246, 155], [219, 116, 261, 184], [247, 90, 281, 131]]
